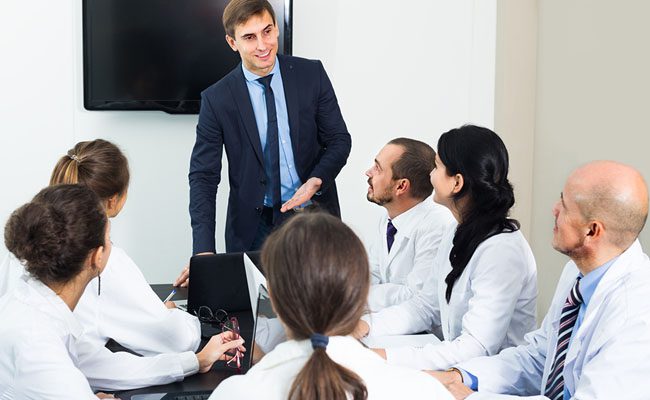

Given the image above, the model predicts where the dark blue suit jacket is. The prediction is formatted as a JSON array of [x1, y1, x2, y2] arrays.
[[189, 55, 351, 253]]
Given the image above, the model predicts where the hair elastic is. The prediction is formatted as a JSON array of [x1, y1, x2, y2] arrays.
[[310, 333, 329, 350], [69, 154, 81, 163]]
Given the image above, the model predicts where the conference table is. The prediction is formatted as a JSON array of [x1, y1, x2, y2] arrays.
[[112, 284, 242, 399], [112, 285, 441, 399]]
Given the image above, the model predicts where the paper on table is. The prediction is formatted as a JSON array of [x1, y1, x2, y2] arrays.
[[244, 253, 267, 315], [361, 333, 440, 349]]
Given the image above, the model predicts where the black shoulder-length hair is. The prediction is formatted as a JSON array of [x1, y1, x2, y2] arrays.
[[437, 125, 520, 302]]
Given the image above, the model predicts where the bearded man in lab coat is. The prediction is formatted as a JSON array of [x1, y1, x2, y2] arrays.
[[429, 160, 650, 400], [364, 138, 454, 312]]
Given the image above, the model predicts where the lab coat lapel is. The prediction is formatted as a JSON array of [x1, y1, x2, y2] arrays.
[[386, 235, 407, 267], [541, 273, 574, 386], [569, 240, 641, 354], [228, 65, 264, 166], [563, 241, 642, 393]]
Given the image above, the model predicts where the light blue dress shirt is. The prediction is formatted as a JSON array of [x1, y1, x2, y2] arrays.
[[560, 257, 615, 399], [459, 257, 617, 398], [242, 58, 302, 207]]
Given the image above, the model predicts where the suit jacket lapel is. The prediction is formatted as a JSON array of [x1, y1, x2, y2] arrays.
[[279, 55, 300, 154], [228, 64, 264, 166]]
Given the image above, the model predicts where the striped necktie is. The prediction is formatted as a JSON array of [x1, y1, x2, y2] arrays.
[[544, 277, 583, 400]]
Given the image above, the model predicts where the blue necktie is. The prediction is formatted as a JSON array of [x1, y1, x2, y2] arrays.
[[545, 277, 583, 400], [257, 74, 282, 221], [386, 220, 397, 252]]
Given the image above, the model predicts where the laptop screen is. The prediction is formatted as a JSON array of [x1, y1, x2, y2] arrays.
[[251, 285, 286, 359]]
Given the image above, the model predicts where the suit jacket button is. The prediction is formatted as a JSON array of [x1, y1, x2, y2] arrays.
[[255, 207, 262, 212], [260, 179, 266, 185]]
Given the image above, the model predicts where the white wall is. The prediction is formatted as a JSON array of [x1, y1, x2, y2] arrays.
[[293, 0, 496, 248], [0, 1, 76, 251], [531, 0, 650, 314], [0, 0, 496, 284]]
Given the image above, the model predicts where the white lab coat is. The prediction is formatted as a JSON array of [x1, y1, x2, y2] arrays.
[[210, 336, 455, 400], [365, 227, 538, 370], [1, 247, 200, 356], [0, 249, 202, 391], [0, 276, 97, 399], [457, 240, 650, 400], [368, 200, 455, 312], [74, 246, 201, 356], [0, 277, 199, 393]]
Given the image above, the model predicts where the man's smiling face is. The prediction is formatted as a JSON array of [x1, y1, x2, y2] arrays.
[[226, 10, 279, 76]]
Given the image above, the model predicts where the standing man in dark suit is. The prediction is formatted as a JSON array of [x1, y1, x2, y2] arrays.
[[176, 0, 350, 285]]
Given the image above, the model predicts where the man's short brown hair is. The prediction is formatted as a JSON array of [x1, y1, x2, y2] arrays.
[[223, 0, 277, 38], [387, 138, 436, 200]]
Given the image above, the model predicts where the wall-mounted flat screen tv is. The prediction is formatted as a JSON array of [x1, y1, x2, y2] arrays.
[[83, 0, 293, 114]]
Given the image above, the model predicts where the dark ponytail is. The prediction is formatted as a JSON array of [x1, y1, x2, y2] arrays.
[[4, 184, 106, 285], [437, 125, 520, 303], [289, 348, 367, 400], [262, 212, 369, 400]]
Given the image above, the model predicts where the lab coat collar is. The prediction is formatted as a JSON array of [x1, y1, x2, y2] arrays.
[[252, 336, 378, 371], [563, 240, 645, 391], [550, 240, 643, 329], [564, 240, 643, 336], [385, 200, 434, 263], [18, 275, 84, 339], [389, 199, 433, 240]]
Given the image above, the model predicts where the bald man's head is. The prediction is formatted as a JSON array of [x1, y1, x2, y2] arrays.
[[568, 161, 648, 248]]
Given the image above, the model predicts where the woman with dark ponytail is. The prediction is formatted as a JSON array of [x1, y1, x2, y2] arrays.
[[211, 212, 453, 400], [362, 125, 537, 371]]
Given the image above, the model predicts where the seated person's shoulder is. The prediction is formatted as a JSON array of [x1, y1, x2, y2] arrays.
[[210, 369, 290, 399], [363, 361, 452, 399]]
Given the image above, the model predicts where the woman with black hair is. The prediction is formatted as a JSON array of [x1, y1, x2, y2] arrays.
[[359, 125, 538, 371]]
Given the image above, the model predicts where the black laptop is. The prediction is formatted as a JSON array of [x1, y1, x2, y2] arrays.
[[130, 285, 276, 400], [187, 252, 251, 315]]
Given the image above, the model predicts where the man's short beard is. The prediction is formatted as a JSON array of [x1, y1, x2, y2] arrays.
[[367, 189, 393, 206]]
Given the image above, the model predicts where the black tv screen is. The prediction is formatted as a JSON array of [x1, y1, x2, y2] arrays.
[[83, 0, 293, 114]]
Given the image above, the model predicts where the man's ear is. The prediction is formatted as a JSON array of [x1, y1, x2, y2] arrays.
[[225, 35, 238, 52], [395, 178, 410, 197], [586, 221, 604, 239]]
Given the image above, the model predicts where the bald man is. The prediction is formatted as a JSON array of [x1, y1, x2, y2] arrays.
[[430, 161, 650, 400]]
